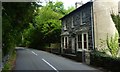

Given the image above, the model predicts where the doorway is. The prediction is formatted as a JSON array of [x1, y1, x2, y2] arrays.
[[71, 38, 75, 53]]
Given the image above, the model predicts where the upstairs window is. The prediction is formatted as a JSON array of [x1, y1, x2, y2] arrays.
[[63, 21, 67, 30], [82, 11, 86, 18], [82, 11, 87, 25], [71, 17, 74, 28]]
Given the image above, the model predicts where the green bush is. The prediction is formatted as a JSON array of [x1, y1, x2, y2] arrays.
[[90, 51, 120, 72], [106, 33, 119, 57]]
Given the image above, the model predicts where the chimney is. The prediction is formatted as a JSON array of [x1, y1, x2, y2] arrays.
[[75, 1, 83, 8]]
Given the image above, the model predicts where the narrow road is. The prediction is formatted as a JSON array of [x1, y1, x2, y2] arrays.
[[14, 47, 100, 72]]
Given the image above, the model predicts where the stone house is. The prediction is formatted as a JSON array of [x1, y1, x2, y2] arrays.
[[60, 0, 119, 60], [60, 2, 94, 54]]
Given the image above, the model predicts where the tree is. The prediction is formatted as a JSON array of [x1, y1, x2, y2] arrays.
[[22, 1, 75, 49], [46, 1, 75, 15], [111, 14, 120, 35], [106, 33, 119, 57], [109, 14, 120, 57], [2, 2, 39, 56], [26, 3, 63, 49]]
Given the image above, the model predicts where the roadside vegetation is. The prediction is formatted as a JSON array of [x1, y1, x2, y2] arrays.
[[2, 50, 16, 72]]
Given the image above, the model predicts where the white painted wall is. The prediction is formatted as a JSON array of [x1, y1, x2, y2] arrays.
[[93, 0, 119, 54], [118, 1, 120, 15]]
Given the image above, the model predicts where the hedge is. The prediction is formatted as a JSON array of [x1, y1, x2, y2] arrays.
[[90, 51, 120, 72]]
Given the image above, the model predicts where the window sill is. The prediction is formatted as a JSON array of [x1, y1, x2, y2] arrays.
[[77, 49, 82, 52], [71, 26, 74, 28], [64, 29, 67, 31], [77, 49, 89, 52]]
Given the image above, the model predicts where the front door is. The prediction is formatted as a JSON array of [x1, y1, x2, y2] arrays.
[[71, 38, 75, 53]]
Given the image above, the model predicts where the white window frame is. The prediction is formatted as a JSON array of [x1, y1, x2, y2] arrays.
[[62, 36, 68, 49], [77, 34, 82, 49], [76, 33, 88, 51], [61, 37, 64, 49], [83, 33, 88, 50]]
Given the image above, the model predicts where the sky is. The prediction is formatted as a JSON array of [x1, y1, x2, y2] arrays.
[[39, 0, 120, 9], [40, 0, 92, 9], [56, 0, 91, 9]]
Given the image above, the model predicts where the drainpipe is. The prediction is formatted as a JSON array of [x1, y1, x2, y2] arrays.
[[91, 2, 95, 50]]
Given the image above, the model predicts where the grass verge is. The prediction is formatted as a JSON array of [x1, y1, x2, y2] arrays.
[[2, 50, 16, 72]]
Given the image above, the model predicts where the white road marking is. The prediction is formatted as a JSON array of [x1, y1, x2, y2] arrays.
[[32, 51, 38, 56], [42, 58, 59, 72]]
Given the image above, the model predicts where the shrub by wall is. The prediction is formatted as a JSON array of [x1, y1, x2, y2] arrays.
[[90, 51, 120, 72]]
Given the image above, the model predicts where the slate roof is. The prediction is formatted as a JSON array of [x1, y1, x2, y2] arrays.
[[59, 1, 93, 20]]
